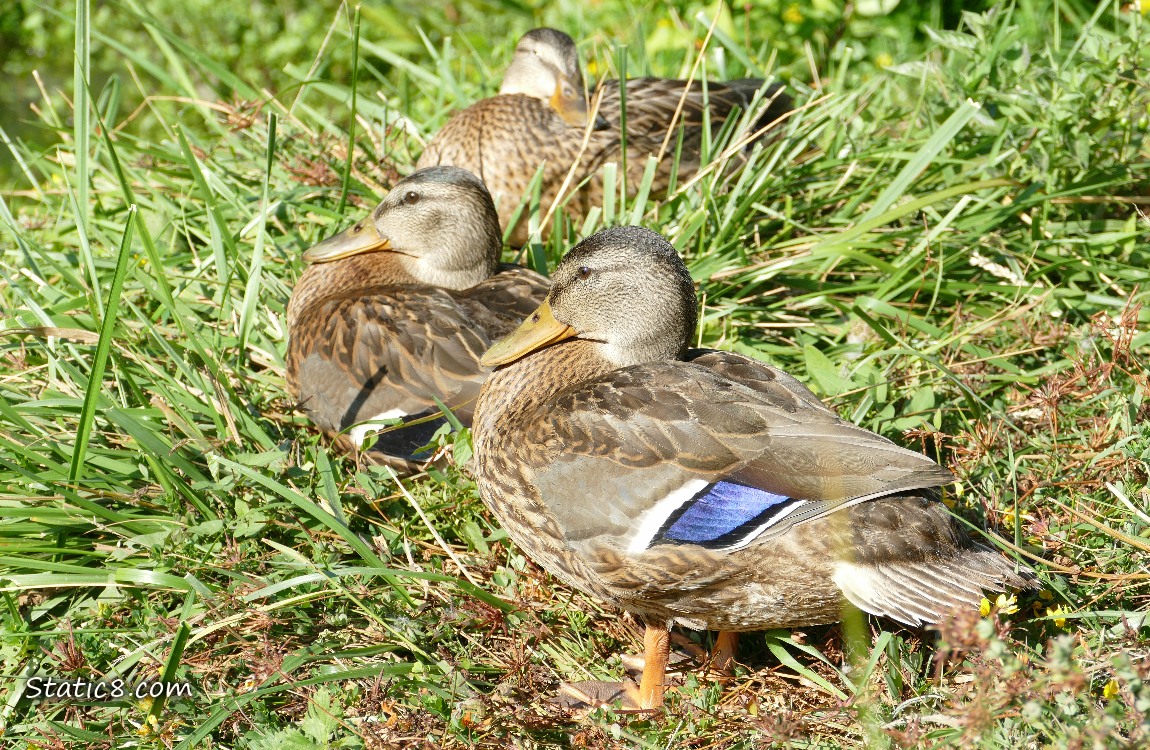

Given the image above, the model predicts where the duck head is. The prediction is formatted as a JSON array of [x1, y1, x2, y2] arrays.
[[302, 166, 502, 290], [482, 226, 697, 368], [500, 28, 599, 129]]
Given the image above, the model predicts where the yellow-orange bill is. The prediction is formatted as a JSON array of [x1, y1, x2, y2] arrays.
[[303, 222, 391, 263], [481, 300, 578, 367]]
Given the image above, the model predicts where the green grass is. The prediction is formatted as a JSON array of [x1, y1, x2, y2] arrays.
[[1, 0, 1149, 747]]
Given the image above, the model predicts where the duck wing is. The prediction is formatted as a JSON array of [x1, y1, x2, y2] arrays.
[[597, 78, 791, 140], [528, 349, 953, 553], [455, 265, 552, 339], [288, 285, 492, 458]]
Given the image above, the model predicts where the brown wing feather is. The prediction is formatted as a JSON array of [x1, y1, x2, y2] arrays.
[[593, 77, 792, 201], [455, 265, 552, 338], [289, 264, 549, 441], [598, 78, 791, 139], [288, 286, 491, 436], [521, 350, 951, 550]]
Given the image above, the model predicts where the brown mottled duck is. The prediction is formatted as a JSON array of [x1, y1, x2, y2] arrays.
[[416, 28, 792, 246], [286, 166, 548, 466], [471, 225, 1038, 709]]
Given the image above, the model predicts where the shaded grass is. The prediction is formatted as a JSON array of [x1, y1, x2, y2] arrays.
[[1, 0, 1149, 747]]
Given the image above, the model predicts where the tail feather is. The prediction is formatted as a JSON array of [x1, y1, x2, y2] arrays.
[[833, 547, 1038, 627], [599, 77, 791, 139]]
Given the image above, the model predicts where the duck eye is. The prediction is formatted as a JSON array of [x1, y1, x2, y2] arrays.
[[402, 191, 420, 205], [577, 266, 593, 279]]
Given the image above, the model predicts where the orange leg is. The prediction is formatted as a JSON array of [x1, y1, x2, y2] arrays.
[[637, 623, 671, 709], [712, 631, 739, 674]]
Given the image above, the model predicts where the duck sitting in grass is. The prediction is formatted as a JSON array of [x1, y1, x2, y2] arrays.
[[286, 166, 548, 467], [472, 225, 1038, 709], [417, 28, 791, 247]]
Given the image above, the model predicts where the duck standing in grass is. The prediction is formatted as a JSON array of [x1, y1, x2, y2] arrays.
[[472, 226, 1038, 709], [286, 166, 548, 466], [416, 28, 791, 246]]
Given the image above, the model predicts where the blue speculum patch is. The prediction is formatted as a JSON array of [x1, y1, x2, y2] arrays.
[[655, 480, 801, 548]]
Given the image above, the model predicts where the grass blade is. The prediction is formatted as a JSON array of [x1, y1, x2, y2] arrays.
[[73, 0, 90, 231], [67, 207, 137, 484]]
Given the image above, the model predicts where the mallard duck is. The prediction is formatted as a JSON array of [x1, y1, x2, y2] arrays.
[[416, 28, 791, 246], [472, 226, 1038, 709], [286, 166, 549, 465]]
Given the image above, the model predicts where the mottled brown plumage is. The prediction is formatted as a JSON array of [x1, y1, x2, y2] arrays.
[[416, 28, 791, 246], [472, 226, 1038, 708], [286, 166, 548, 465]]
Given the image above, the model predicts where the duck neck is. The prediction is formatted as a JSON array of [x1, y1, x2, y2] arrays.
[[475, 339, 614, 442]]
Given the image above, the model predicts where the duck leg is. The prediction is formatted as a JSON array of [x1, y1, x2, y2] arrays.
[[637, 622, 671, 708], [623, 629, 736, 679], [712, 631, 739, 674], [552, 620, 672, 711]]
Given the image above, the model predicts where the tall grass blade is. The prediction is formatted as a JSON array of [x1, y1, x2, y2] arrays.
[[67, 206, 137, 484], [238, 113, 276, 354], [858, 99, 981, 224], [338, 5, 362, 215], [73, 0, 90, 231]]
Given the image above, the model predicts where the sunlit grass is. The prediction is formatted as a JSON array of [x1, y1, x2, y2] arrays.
[[1, 0, 1148, 747]]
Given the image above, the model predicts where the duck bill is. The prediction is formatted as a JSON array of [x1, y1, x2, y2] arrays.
[[550, 78, 591, 128], [481, 300, 578, 367], [303, 222, 391, 263]]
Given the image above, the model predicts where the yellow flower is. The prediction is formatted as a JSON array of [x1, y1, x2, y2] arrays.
[[1103, 678, 1120, 700], [875, 53, 894, 68], [995, 593, 1018, 615], [979, 597, 991, 617], [1046, 606, 1067, 629], [136, 714, 159, 736], [1039, 589, 1054, 601], [783, 4, 803, 24]]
